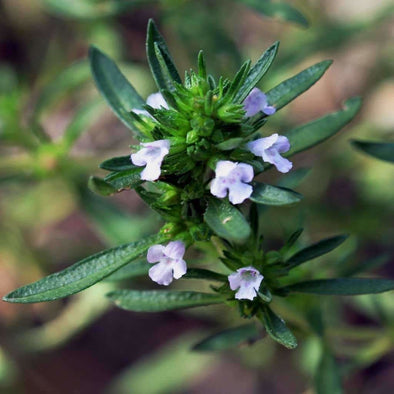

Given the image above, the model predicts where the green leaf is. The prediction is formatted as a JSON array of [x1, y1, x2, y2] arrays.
[[62, 99, 104, 150], [41, 0, 142, 19], [250, 182, 302, 206], [286, 235, 348, 269], [277, 168, 311, 189], [315, 348, 343, 394], [235, 41, 279, 103], [193, 324, 261, 351], [88, 176, 117, 196], [285, 97, 362, 157], [3, 234, 167, 303], [104, 258, 149, 281], [239, 0, 308, 27], [183, 268, 227, 282], [34, 60, 91, 117], [339, 254, 390, 277], [89, 46, 145, 135], [99, 155, 135, 171], [204, 198, 251, 243], [80, 192, 155, 246], [215, 137, 244, 151], [104, 168, 142, 191], [146, 19, 181, 93], [107, 333, 214, 394], [282, 278, 394, 295], [280, 228, 303, 254], [266, 60, 332, 111], [107, 290, 224, 312], [259, 305, 297, 349], [351, 140, 394, 163]]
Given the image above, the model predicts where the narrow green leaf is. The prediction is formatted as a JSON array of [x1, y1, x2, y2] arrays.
[[283, 278, 394, 295], [281, 228, 303, 254], [286, 235, 348, 269], [88, 176, 117, 196], [239, 0, 308, 27], [146, 19, 181, 92], [183, 268, 227, 282], [351, 140, 394, 163], [104, 258, 149, 281], [3, 235, 167, 303], [193, 324, 261, 351], [266, 60, 332, 111], [235, 41, 279, 103], [107, 290, 224, 312], [34, 60, 90, 116], [104, 168, 142, 191], [89, 46, 144, 135], [62, 99, 103, 150], [250, 183, 302, 206], [215, 137, 244, 151], [204, 198, 251, 243], [259, 305, 297, 349], [99, 155, 135, 171], [285, 97, 362, 157], [315, 349, 343, 394], [339, 254, 390, 277], [277, 168, 311, 188]]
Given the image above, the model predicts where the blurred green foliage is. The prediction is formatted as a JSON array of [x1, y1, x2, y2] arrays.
[[0, 0, 393, 393]]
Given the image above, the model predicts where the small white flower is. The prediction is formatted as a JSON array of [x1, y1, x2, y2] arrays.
[[132, 92, 168, 117], [228, 266, 264, 300], [247, 133, 292, 173], [130, 139, 170, 181], [243, 88, 276, 117], [210, 160, 254, 205], [147, 241, 187, 286]]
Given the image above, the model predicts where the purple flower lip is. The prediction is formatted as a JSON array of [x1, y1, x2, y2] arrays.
[[243, 88, 276, 117], [228, 266, 264, 300], [130, 139, 170, 181], [210, 160, 254, 205], [247, 133, 292, 173], [147, 241, 187, 286]]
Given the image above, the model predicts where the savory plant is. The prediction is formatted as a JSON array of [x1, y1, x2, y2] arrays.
[[4, 20, 394, 357]]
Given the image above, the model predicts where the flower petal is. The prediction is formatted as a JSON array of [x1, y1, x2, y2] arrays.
[[247, 134, 279, 156], [149, 262, 174, 286], [140, 162, 162, 181], [228, 182, 253, 205], [210, 178, 228, 199], [130, 149, 148, 167], [164, 241, 185, 260], [236, 163, 254, 183], [243, 88, 268, 117], [147, 245, 166, 263], [262, 105, 276, 116], [172, 259, 187, 279], [262, 149, 292, 173], [235, 285, 257, 300], [228, 272, 242, 290], [146, 92, 168, 109], [214, 160, 237, 177], [273, 135, 290, 153]]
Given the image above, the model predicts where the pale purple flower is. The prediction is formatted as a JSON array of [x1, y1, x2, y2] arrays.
[[243, 88, 276, 117], [247, 133, 292, 173], [228, 266, 264, 300], [130, 139, 170, 181], [210, 160, 254, 205], [147, 241, 187, 286], [132, 92, 169, 117]]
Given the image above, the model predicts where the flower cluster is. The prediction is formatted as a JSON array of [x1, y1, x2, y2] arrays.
[[129, 88, 291, 299]]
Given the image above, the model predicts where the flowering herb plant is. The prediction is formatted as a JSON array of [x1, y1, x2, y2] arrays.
[[4, 20, 394, 355]]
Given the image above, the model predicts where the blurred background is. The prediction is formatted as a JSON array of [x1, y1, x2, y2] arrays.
[[0, 0, 393, 393]]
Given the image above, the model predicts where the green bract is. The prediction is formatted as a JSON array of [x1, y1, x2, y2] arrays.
[[4, 20, 393, 354]]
